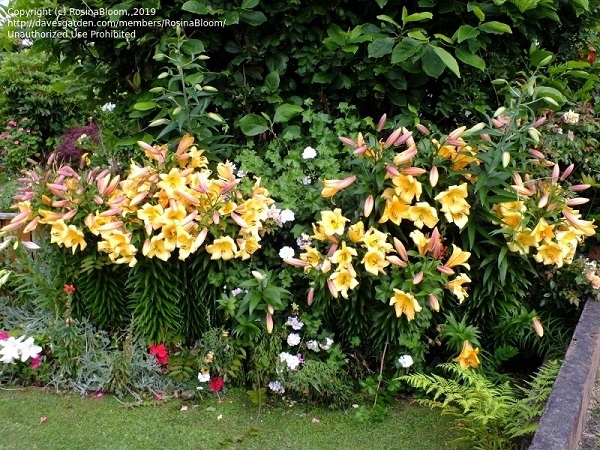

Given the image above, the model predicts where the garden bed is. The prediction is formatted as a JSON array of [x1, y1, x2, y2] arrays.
[[529, 299, 600, 450]]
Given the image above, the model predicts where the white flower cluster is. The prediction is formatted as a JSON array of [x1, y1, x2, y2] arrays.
[[305, 337, 335, 352], [302, 146, 317, 160], [101, 102, 116, 112], [296, 233, 311, 249], [279, 246, 295, 259], [230, 287, 247, 296], [268, 206, 295, 226], [301, 176, 312, 185], [0, 336, 42, 364], [279, 351, 302, 371], [562, 110, 580, 124], [287, 332, 301, 346], [268, 380, 285, 394], [398, 354, 414, 368], [198, 372, 211, 383], [285, 316, 304, 331]]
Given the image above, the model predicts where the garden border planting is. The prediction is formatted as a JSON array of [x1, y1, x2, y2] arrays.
[[529, 299, 600, 450]]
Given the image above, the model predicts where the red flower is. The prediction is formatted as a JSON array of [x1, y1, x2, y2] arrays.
[[208, 376, 224, 392], [588, 53, 596, 63], [149, 344, 169, 366], [63, 284, 76, 294], [30, 356, 41, 370]]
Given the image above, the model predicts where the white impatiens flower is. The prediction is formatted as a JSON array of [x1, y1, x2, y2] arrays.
[[301, 176, 312, 185], [287, 333, 301, 347], [279, 246, 295, 259], [398, 355, 414, 368], [101, 102, 116, 112], [278, 351, 302, 371], [268, 380, 285, 394], [302, 146, 317, 159], [280, 209, 295, 224], [319, 338, 334, 351], [0, 336, 25, 364], [562, 110, 580, 124], [18, 337, 42, 362], [198, 372, 211, 383], [306, 340, 320, 352]]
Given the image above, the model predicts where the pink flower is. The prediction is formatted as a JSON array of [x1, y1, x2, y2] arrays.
[[95, 391, 103, 398], [13, 141, 19, 145], [149, 344, 169, 365], [22, 117, 28, 122], [30, 356, 42, 369], [0, 331, 8, 340], [18, 127, 23, 132], [8, 120, 17, 126]]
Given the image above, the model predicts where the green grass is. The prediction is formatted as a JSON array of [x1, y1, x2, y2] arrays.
[[0, 388, 459, 450]]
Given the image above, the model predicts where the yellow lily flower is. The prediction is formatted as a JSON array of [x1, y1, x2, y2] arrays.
[[407, 202, 439, 229], [361, 227, 393, 253], [348, 221, 365, 243], [137, 204, 165, 230], [409, 230, 430, 255], [378, 195, 410, 225], [331, 241, 357, 268], [555, 229, 582, 263], [444, 244, 471, 270], [157, 168, 187, 197], [300, 247, 324, 268], [453, 341, 480, 369], [446, 274, 471, 304], [391, 174, 422, 204], [206, 236, 238, 260], [531, 218, 555, 244], [507, 228, 537, 255], [143, 236, 172, 261], [50, 219, 69, 246], [389, 289, 422, 321], [362, 249, 389, 276], [320, 209, 349, 237], [63, 225, 87, 253], [236, 236, 261, 260], [330, 268, 359, 299], [533, 242, 564, 267]]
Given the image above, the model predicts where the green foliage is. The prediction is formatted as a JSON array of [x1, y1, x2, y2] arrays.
[[401, 361, 560, 449]]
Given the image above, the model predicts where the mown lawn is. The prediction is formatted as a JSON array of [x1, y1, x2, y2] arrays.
[[0, 388, 459, 450]]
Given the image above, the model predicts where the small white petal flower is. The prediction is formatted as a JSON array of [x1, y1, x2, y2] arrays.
[[18, 337, 42, 362], [280, 209, 295, 224], [198, 372, 211, 383], [279, 246, 295, 259], [562, 110, 580, 124], [301, 176, 312, 185], [287, 333, 301, 346], [101, 102, 116, 112], [302, 146, 317, 159], [398, 355, 414, 368]]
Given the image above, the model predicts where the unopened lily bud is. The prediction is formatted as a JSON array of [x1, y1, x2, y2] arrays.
[[93, 195, 104, 205], [386, 255, 407, 267], [492, 118, 504, 128], [531, 116, 547, 128], [437, 265, 455, 275], [386, 165, 400, 176], [429, 227, 442, 258], [339, 136, 358, 148], [566, 198, 590, 206], [321, 259, 332, 273], [538, 194, 549, 208], [266, 313, 274, 334], [415, 123, 430, 135], [62, 210, 77, 221], [528, 128, 541, 143], [429, 294, 440, 312], [465, 122, 486, 135], [307, 287, 315, 306], [394, 131, 413, 146], [327, 243, 338, 257], [385, 127, 403, 148], [377, 114, 387, 132], [327, 279, 338, 298], [480, 133, 492, 142], [529, 149, 545, 159], [393, 148, 417, 165], [393, 237, 408, 261], [212, 210, 220, 225], [571, 184, 591, 192], [445, 138, 464, 147], [364, 195, 374, 218], [502, 151, 510, 167], [532, 317, 543, 337], [551, 163, 560, 184], [448, 126, 467, 140], [283, 258, 310, 267], [401, 167, 427, 176], [23, 217, 39, 234], [267, 304, 274, 315], [251, 270, 265, 281], [560, 164, 574, 180], [354, 145, 367, 155], [413, 271, 424, 285], [429, 166, 439, 187], [493, 106, 506, 118]]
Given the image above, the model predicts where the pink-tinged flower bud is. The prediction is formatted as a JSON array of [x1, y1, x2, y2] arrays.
[[182, 211, 199, 226], [531, 116, 547, 129], [100, 208, 122, 217], [413, 271, 424, 285], [512, 185, 534, 197], [266, 313, 273, 334], [354, 145, 367, 156], [529, 149, 545, 159], [23, 217, 39, 234], [98, 221, 123, 232], [448, 126, 467, 140], [284, 258, 310, 267], [10, 210, 31, 224], [538, 194, 549, 209], [129, 191, 149, 207], [415, 123, 430, 135], [480, 133, 492, 142], [428, 294, 440, 312], [386, 255, 407, 267], [62, 210, 77, 221], [395, 131, 413, 146], [197, 228, 208, 247], [175, 189, 199, 205], [267, 304, 274, 315], [145, 223, 152, 236], [560, 164, 575, 180], [93, 195, 103, 205], [437, 265, 455, 275], [394, 147, 418, 165], [212, 210, 220, 225], [364, 195, 374, 218], [327, 279, 338, 299], [105, 175, 121, 195], [532, 317, 543, 337], [1, 221, 25, 232], [142, 239, 151, 255], [307, 287, 315, 306], [230, 212, 249, 228], [47, 152, 56, 165], [566, 198, 590, 206], [492, 118, 504, 128], [46, 182, 67, 192], [321, 175, 356, 198], [445, 138, 464, 146], [401, 167, 427, 176], [551, 163, 560, 184], [513, 173, 523, 185], [502, 151, 510, 168], [58, 166, 78, 177], [385, 127, 403, 148], [571, 184, 591, 192], [386, 165, 400, 176], [393, 237, 408, 261], [327, 243, 338, 257], [429, 166, 439, 187], [429, 227, 442, 259], [109, 195, 125, 205], [95, 169, 110, 182], [51, 200, 70, 208], [339, 136, 358, 148], [377, 113, 387, 132], [321, 259, 332, 273]]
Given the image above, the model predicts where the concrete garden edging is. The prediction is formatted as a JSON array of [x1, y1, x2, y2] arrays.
[[529, 299, 600, 450]]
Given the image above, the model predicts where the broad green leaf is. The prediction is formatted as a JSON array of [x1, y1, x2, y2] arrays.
[[403, 12, 433, 23], [51, 81, 67, 94], [264, 71, 280, 93], [241, 0, 259, 8], [567, 70, 598, 81], [467, 3, 485, 21], [181, 39, 205, 55], [391, 38, 423, 63], [572, 0, 589, 10], [181, 0, 208, 14], [375, 0, 388, 7], [511, 0, 539, 12], [530, 48, 554, 67], [455, 48, 486, 71], [407, 30, 428, 41], [274, 104, 303, 123], [240, 10, 266, 25], [479, 21, 512, 34], [434, 33, 454, 44], [368, 37, 395, 58], [421, 45, 445, 78], [132, 101, 158, 111], [238, 114, 269, 136], [312, 72, 336, 83], [455, 25, 480, 43], [534, 86, 567, 106], [433, 46, 460, 77], [376, 14, 401, 28]]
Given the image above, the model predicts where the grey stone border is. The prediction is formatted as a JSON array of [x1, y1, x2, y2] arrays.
[[529, 299, 600, 450]]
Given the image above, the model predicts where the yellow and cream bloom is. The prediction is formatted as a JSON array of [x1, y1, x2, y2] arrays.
[[378, 195, 410, 226], [330, 268, 359, 299], [409, 229, 430, 255], [206, 236, 237, 260], [407, 202, 439, 229], [391, 174, 422, 204], [531, 218, 555, 244], [331, 241, 357, 268], [453, 340, 480, 369], [320, 209, 349, 237], [446, 274, 471, 304], [389, 289, 422, 321], [533, 241, 564, 267], [362, 249, 389, 276], [348, 221, 365, 243]]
